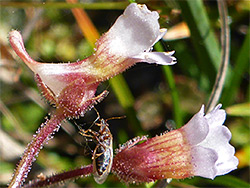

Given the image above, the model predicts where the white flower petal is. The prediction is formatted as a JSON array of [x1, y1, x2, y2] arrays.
[[182, 105, 209, 145], [191, 146, 218, 179], [198, 124, 238, 177], [205, 104, 225, 128], [184, 104, 238, 179], [216, 156, 238, 176], [105, 3, 166, 57], [131, 51, 176, 65]]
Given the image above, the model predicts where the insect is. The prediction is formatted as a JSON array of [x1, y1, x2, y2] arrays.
[[78, 110, 124, 184]]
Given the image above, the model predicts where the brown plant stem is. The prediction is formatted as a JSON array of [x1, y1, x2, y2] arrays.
[[23, 165, 93, 188], [8, 110, 65, 188]]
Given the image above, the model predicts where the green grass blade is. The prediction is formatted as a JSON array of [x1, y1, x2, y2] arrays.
[[226, 103, 250, 117], [154, 42, 183, 128], [208, 175, 250, 187], [162, 66, 183, 128], [177, 0, 221, 88], [109, 75, 143, 134], [179, 175, 250, 187]]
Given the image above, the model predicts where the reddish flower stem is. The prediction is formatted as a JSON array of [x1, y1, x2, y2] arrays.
[[23, 165, 93, 188], [8, 110, 65, 188]]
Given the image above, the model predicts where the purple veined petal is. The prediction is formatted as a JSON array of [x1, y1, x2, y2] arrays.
[[112, 132, 195, 183]]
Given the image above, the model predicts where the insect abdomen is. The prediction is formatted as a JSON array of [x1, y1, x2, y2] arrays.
[[93, 143, 113, 184]]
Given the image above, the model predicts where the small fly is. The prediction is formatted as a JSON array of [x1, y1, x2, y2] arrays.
[[78, 109, 124, 184]]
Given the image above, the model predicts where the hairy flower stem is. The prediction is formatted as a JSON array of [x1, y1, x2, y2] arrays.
[[23, 165, 93, 188], [8, 110, 65, 188]]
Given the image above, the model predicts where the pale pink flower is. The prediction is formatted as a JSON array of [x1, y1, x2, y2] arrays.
[[9, 3, 176, 118], [112, 104, 238, 183]]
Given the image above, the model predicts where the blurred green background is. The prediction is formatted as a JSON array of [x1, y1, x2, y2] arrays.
[[0, 0, 249, 187]]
